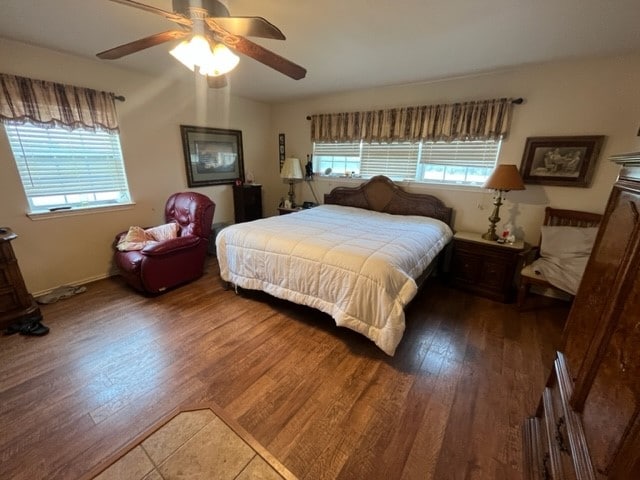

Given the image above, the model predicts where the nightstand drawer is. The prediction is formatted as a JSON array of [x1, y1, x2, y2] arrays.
[[449, 231, 526, 302], [450, 250, 482, 283]]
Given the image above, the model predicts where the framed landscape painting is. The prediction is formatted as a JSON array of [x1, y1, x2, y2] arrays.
[[181, 125, 245, 187], [519, 135, 605, 187]]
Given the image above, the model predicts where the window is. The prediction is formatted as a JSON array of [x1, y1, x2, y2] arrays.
[[313, 139, 501, 186], [4, 122, 131, 213]]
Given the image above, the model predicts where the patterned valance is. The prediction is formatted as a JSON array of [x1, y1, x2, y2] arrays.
[[0, 73, 119, 132], [310, 97, 515, 143]]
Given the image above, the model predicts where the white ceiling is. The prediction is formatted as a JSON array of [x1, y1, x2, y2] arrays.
[[1, 0, 640, 103]]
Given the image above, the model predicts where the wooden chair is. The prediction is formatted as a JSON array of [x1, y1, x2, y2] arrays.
[[516, 207, 602, 309]]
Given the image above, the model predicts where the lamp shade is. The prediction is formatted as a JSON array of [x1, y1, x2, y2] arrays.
[[483, 164, 525, 191], [280, 157, 303, 180]]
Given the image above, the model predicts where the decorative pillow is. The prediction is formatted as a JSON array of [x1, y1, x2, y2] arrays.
[[116, 226, 153, 251], [144, 222, 179, 241], [116, 223, 179, 251], [539, 226, 599, 259], [532, 226, 599, 295]]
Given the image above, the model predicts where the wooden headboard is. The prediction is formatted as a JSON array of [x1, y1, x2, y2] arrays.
[[324, 175, 453, 227]]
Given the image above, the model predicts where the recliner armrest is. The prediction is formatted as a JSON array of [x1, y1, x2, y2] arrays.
[[141, 235, 201, 256]]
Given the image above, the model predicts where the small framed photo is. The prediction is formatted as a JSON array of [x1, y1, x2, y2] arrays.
[[279, 133, 286, 170], [520, 135, 605, 187], [180, 125, 244, 187]]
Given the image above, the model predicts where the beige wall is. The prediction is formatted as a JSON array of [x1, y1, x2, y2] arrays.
[[2, 37, 639, 294], [0, 39, 272, 294], [269, 54, 640, 242]]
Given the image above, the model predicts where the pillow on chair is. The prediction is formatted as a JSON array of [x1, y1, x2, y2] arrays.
[[145, 222, 179, 241], [539, 226, 599, 258], [532, 226, 599, 294], [116, 223, 179, 251], [116, 226, 150, 251]]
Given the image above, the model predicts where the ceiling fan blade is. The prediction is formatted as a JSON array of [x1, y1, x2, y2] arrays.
[[218, 35, 306, 80], [97, 30, 189, 60], [207, 75, 228, 88], [207, 17, 285, 40], [108, 0, 192, 27]]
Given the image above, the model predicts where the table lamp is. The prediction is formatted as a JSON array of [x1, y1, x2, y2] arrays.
[[481, 164, 525, 240], [280, 157, 303, 207]]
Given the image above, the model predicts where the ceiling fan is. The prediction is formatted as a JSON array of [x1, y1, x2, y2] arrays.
[[97, 0, 307, 88]]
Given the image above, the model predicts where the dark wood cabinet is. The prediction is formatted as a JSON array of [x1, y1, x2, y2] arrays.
[[0, 228, 42, 330], [233, 184, 262, 223], [449, 231, 526, 303], [523, 152, 640, 479]]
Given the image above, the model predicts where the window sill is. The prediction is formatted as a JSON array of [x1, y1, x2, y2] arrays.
[[312, 175, 486, 193], [27, 202, 136, 220]]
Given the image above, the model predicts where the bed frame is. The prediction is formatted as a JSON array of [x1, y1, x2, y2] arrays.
[[324, 176, 453, 228]]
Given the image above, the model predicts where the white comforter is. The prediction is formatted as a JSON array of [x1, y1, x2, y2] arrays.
[[216, 204, 453, 356]]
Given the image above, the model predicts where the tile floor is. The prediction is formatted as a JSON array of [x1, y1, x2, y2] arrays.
[[94, 409, 289, 480]]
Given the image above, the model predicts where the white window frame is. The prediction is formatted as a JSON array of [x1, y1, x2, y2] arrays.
[[313, 139, 502, 187], [4, 122, 132, 215]]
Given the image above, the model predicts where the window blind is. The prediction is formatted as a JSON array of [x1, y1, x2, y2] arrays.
[[5, 122, 130, 209], [360, 142, 420, 179], [313, 142, 361, 158], [420, 140, 500, 168]]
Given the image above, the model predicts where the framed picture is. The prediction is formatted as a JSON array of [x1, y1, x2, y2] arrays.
[[519, 135, 605, 187], [180, 125, 244, 187]]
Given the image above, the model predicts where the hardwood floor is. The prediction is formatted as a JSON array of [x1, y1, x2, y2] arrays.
[[0, 258, 568, 479]]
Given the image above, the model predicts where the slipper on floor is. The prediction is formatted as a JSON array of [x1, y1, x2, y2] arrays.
[[19, 321, 50, 336], [3, 320, 49, 336]]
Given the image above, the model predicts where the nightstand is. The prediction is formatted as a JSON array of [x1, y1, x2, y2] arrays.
[[278, 207, 303, 215], [449, 231, 527, 303]]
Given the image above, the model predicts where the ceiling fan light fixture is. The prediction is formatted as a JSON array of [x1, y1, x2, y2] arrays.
[[97, 0, 306, 82], [200, 43, 239, 76], [169, 34, 208, 71], [169, 34, 239, 77]]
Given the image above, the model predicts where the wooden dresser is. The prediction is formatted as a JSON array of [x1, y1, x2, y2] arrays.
[[523, 152, 640, 479], [233, 184, 262, 223], [0, 228, 42, 330]]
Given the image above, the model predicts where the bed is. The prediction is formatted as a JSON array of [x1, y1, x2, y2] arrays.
[[216, 176, 454, 356]]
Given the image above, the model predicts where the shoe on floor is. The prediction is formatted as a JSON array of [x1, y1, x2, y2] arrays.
[[3, 320, 49, 336], [20, 322, 50, 336]]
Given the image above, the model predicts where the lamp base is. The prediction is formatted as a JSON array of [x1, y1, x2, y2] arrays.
[[481, 230, 499, 241], [287, 180, 296, 207], [482, 190, 503, 242]]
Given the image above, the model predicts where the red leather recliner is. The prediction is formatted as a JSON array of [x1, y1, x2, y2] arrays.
[[114, 192, 215, 294]]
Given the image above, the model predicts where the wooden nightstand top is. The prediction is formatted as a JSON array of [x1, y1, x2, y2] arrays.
[[454, 231, 525, 251], [278, 207, 303, 215]]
